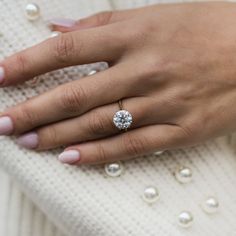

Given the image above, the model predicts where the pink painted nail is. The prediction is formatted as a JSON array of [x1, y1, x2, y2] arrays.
[[58, 150, 80, 164], [49, 18, 76, 28], [0, 116, 13, 135], [0, 67, 5, 84], [17, 132, 39, 149]]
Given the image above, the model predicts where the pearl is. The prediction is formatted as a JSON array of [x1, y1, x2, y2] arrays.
[[175, 166, 192, 184], [154, 151, 164, 156], [87, 70, 97, 76], [178, 211, 193, 228], [142, 186, 159, 204], [25, 3, 40, 21], [50, 31, 61, 38], [105, 162, 124, 177], [201, 197, 219, 214]]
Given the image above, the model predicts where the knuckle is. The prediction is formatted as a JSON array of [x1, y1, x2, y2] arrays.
[[123, 133, 147, 156], [141, 55, 172, 79], [95, 143, 109, 163], [42, 126, 59, 146], [93, 11, 113, 25], [135, 17, 160, 37], [88, 110, 108, 137], [14, 52, 29, 78], [53, 34, 76, 64], [125, 21, 150, 47], [58, 84, 87, 114], [17, 104, 37, 132], [179, 119, 201, 141], [142, 19, 158, 35]]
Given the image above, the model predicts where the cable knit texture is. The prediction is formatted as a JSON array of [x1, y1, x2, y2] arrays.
[[0, 0, 236, 236]]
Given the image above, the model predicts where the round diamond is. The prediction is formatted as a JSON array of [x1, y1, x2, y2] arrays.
[[113, 110, 133, 130]]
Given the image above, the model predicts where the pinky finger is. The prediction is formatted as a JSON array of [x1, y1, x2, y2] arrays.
[[58, 125, 189, 165]]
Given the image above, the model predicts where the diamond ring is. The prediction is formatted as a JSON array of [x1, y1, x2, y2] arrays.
[[113, 100, 133, 131]]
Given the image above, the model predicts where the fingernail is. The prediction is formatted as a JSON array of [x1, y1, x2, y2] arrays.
[[0, 116, 13, 135], [17, 132, 39, 149], [0, 67, 5, 84], [48, 18, 76, 28], [58, 150, 80, 164]]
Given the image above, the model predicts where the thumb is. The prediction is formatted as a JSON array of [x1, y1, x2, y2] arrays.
[[49, 10, 132, 33]]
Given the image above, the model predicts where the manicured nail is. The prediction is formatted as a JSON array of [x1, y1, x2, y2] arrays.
[[0, 67, 5, 84], [17, 132, 39, 149], [0, 116, 13, 135], [49, 18, 76, 28], [58, 150, 80, 164]]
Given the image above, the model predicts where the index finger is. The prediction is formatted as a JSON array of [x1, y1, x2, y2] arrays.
[[0, 23, 126, 86]]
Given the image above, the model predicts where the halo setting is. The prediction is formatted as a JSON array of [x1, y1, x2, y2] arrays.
[[113, 110, 133, 130]]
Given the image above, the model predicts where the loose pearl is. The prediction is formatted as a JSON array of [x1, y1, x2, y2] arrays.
[[178, 211, 193, 228], [50, 31, 61, 38], [142, 186, 159, 204], [105, 162, 124, 177], [154, 151, 164, 156], [201, 197, 219, 214], [175, 166, 192, 184], [25, 3, 40, 21], [87, 70, 97, 76]]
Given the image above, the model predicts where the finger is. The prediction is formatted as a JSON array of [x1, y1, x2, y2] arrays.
[[16, 95, 175, 150], [49, 9, 142, 32], [0, 22, 126, 86], [1, 63, 133, 135], [50, 3, 168, 33], [49, 3, 173, 33], [57, 125, 187, 165], [16, 101, 120, 150]]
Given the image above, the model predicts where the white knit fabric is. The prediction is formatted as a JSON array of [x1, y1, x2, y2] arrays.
[[0, 0, 236, 236], [0, 169, 64, 236]]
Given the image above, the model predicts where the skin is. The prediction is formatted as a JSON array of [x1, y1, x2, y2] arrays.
[[1, 2, 236, 164]]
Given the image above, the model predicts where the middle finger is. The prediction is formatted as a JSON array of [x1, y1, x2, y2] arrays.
[[0, 63, 132, 135]]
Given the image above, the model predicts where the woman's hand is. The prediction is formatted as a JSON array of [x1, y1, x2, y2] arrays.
[[1, 2, 236, 165]]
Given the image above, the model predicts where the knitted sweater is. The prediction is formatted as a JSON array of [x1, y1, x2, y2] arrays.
[[0, 0, 236, 236]]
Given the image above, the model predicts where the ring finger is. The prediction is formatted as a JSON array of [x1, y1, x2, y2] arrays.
[[16, 96, 179, 150]]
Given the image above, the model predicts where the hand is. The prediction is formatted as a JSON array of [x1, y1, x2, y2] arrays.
[[1, 2, 236, 165]]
